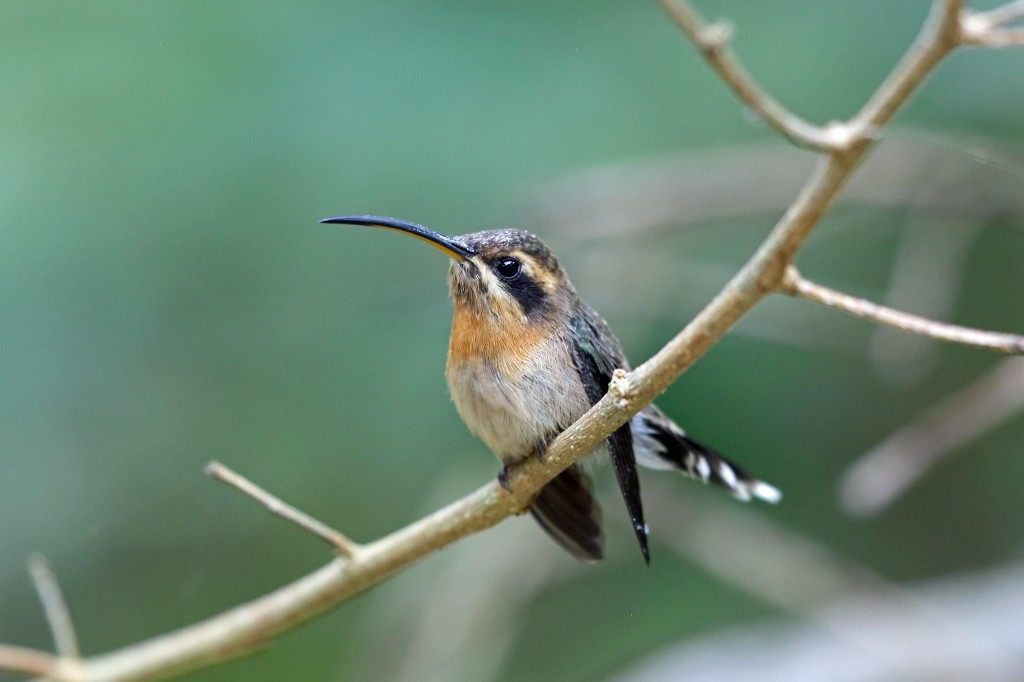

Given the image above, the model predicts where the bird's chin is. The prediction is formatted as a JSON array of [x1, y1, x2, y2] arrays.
[[447, 260, 482, 304]]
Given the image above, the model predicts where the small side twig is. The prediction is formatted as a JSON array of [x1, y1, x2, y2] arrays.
[[868, 186, 990, 386], [961, 1, 1024, 46], [0, 3, 1017, 681], [657, 0, 832, 150], [0, 644, 58, 678], [962, 26, 1024, 46], [971, 0, 1024, 26], [840, 357, 1024, 516], [28, 554, 80, 661], [205, 461, 360, 557], [780, 265, 1024, 355]]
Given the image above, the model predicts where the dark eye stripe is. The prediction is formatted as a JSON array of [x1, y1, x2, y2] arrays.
[[503, 274, 548, 317]]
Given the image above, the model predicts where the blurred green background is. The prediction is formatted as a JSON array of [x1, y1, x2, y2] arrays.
[[2, 1, 1023, 680]]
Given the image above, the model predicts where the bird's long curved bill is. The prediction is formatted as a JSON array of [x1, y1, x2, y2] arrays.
[[319, 215, 476, 261]]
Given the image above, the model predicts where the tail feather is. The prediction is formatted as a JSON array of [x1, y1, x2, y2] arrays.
[[529, 464, 604, 561], [633, 406, 782, 504]]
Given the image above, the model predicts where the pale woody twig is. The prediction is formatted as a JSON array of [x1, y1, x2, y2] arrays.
[[847, 0, 965, 147], [962, 27, 1024, 47], [28, 554, 81, 660], [0, 644, 57, 678], [780, 265, 1024, 355], [971, 0, 1024, 26], [0, 557, 84, 679], [0, 2, 1021, 681], [868, 190, 990, 386], [961, 1, 1024, 46], [961, 22, 1024, 46], [660, 0, 1024, 146], [205, 461, 360, 557], [656, 0, 833, 151]]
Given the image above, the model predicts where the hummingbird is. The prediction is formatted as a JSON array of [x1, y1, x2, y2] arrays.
[[321, 215, 781, 563]]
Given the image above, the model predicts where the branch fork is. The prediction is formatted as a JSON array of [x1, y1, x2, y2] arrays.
[[2, 2, 1022, 680], [961, 1, 1024, 45]]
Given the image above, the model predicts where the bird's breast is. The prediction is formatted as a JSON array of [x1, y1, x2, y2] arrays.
[[446, 307, 590, 463]]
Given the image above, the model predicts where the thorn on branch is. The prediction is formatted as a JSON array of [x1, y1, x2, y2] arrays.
[[205, 461, 360, 557]]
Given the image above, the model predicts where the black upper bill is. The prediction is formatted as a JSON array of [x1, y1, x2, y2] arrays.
[[319, 215, 476, 260]]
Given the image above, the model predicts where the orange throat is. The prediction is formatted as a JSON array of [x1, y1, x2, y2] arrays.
[[448, 303, 548, 373]]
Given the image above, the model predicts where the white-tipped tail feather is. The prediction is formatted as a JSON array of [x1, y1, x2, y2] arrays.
[[632, 406, 782, 504], [749, 479, 783, 504]]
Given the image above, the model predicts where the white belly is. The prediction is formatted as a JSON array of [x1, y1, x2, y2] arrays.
[[446, 336, 591, 464]]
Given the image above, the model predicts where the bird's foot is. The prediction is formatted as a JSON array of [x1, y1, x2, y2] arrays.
[[497, 464, 513, 491], [533, 435, 556, 463], [497, 464, 534, 515]]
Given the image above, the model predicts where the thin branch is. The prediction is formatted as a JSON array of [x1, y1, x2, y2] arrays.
[[657, 0, 832, 150], [0, 645, 57, 678], [78, 483, 519, 682], [27, 554, 80, 661], [868, 177, 992, 386], [961, 26, 1024, 46], [962, 1, 1024, 45], [972, 0, 1024, 26], [848, 0, 965, 145], [205, 461, 360, 557], [0, 2, 1019, 681], [840, 357, 1024, 516], [780, 265, 1024, 354]]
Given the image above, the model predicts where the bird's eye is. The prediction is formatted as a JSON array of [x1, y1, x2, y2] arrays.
[[494, 257, 521, 279]]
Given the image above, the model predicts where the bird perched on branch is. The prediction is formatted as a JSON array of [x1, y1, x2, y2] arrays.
[[322, 215, 780, 563]]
